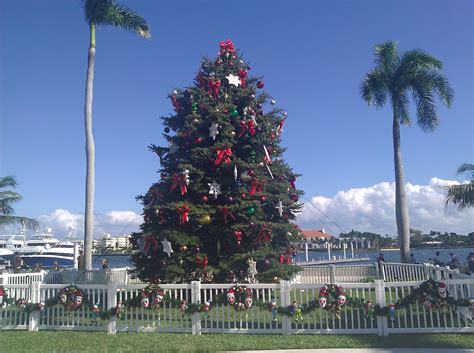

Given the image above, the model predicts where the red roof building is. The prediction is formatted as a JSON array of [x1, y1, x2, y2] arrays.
[[302, 229, 333, 240]]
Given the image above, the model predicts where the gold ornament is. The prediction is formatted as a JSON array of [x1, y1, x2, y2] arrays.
[[199, 214, 212, 225]]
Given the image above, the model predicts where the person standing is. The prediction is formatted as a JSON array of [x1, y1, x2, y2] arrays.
[[77, 250, 85, 270], [434, 251, 442, 266], [101, 258, 109, 270], [410, 254, 417, 264]]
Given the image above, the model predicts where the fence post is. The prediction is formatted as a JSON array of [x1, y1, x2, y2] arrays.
[[329, 265, 336, 284], [191, 281, 202, 335], [28, 281, 41, 331], [280, 280, 291, 336], [107, 282, 117, 335], [374, 279, 388, 336]]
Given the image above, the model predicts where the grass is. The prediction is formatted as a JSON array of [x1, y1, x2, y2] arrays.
[[0, 331, 473, 352]]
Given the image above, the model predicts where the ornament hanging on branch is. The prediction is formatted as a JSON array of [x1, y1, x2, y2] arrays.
[[255, 224, 272, 243], [170, 172, 189, 196], [208, 181, 222, 199], [219, 207, 236, 224], [238, 69, 247, 87], [291, 301, 303, 322], [250, 178, 265, 196], [275, 200, 284, 217], [238, 119, 256, 137], [226, 74, 241, 87], [209, 122, 219, 140], [143, 235, 159, 254], [233, 230, 242, 248], [161, 238, 174, 257], [219, 40, 235, 57], [198, 214, 212, 225], [208, 79, 221, 98], [234, 165, 238, 182]]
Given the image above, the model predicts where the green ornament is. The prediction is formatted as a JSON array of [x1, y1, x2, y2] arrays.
[[250, 150, 256, 156], [230, 109, 238, 117], [191, 102, 198, 112], [247, 207, 256, 216]]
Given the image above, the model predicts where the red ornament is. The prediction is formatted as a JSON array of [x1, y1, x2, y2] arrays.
[[278, 254, 284, 264], [241, 193, 247, 199], [247, 169, 255, 177], [202, 256, 209, 268], [290, 194, 299, 202], [201, 195, 209, 203], [260, 196, 267, 202], [195, 137, 203, 144], [256, 80, 264, 89], [234, 230, 242, 248]]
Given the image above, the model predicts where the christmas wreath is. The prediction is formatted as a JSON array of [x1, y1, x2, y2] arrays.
[[226, 285, 253, 311], [57, 285, 87, 311], [318, 284, 347, 318], [139, 283, 166, 311]]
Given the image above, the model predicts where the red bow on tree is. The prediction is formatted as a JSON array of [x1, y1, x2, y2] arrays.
[[170, 96, 180, 112], [170, 173, 188, 196], [215, 147, 232, 165], [238, 69, 247, 87], [220, 207, 236, 224], [255, 224, 273, 243], [278, 254, 285, 264], [219, 40, 235, 55], [144, 235, 159, 253], [250, 178, 265, 196], [238, 120, 255, 137], [176, 204, 190, 225], [289, 176, 296, 189], [208, 79, 221, 98]]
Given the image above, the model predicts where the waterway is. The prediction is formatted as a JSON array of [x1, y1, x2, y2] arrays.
[[98, 247, 474, 269]]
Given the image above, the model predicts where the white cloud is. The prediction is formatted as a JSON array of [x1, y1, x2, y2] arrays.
[[34, 209, 142, 239], [297, 178, 474, 236]]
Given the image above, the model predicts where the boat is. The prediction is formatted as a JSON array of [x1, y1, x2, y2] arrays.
[[0, 248, 14, 268], [0, 229, 27, 253], [22, 227, 60, 255], [20, 227, 80, 268]]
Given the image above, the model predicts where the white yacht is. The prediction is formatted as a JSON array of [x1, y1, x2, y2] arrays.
[[20, 226, 79, 268], [23, 227, 60, 255], [0, 228, 27, 253]]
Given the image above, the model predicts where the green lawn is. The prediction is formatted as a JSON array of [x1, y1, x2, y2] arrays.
[[0, 331, 473, 352]]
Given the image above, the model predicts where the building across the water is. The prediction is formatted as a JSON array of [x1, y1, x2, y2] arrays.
[[93, 234, 132, 253], [301, 229, 333, 249]]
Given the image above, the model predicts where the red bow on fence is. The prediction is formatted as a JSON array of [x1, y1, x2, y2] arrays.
[[255, 224, 272, 243], [208, 79, 221, 99], [250, 178, 265, 196], [219, 40, 235, 55], [238, 120, 255, 137], [144, 235, 159, 253], [220, 207, 236, 224], [176, 204, 190, 225], [215, 147, 232, 166], [238, 69, 247, 88], [170, 173, 188, 196]]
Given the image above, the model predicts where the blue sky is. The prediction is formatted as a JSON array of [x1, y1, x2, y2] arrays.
[[1, 0, 472, 237]]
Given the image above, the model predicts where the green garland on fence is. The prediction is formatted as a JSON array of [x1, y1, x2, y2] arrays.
[[4, 279, 471, 322]]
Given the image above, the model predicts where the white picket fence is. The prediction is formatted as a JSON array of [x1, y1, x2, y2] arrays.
[[1, 278, 473, 335]]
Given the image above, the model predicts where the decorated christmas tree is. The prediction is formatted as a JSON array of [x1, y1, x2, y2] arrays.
[[131, 40, 304, 283]]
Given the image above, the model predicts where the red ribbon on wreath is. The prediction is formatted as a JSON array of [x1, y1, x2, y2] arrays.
[[250, 178, 265, 196], [176, 204, 190, 225], [219, 40, 235, 55], [170, 173, 188, 195], [208, 79, 221, 98], [144, 235, 159, 253], [215, 147, 232, 165], [238, 69, 247, 88], [255, 224, 272, 243], [238, 120, 255, 137], [170, 96, 180, 112], [220, 207, 236, 224]]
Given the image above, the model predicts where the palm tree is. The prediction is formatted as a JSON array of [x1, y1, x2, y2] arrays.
[[82, 0, 150, 270], [0, 176, 38, 229], [360, 41, 454, 263], [444, 163, 474, 210]]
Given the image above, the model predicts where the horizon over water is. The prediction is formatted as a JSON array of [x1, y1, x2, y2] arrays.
[[96, 247, 474, 270]]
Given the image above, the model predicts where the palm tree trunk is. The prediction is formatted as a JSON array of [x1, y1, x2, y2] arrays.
[[392, 104, 410, 263], [84, 24, 96, 271]]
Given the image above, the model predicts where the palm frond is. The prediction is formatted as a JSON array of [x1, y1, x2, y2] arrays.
[[427, 72, 454, 108], [444, 182, 474, 210], [360, 69, 387, 107], [83, 0, 150, 38], [374, 41, 398, 74], [0, 215, 39, 230], [105, 4, 150, 38], [411, 74, 438, 131], [398, 49, 443, 71], [457, 163, 474, 175], [0, 193, 22, 215], [394, 91, 410, 126], [0, 176, 17, 189]]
